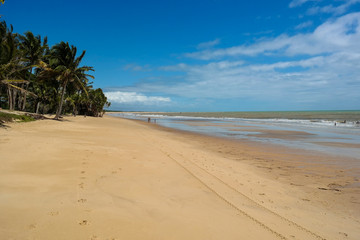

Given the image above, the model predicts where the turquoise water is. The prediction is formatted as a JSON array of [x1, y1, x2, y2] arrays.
[[111, 111, 360, 167]]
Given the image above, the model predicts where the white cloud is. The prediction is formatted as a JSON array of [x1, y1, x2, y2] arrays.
[[105, 91, 171, 104], [307, 0, 360, 16], [197, 39, 221, 49], [295, 20, 313, 29], [289, 0, 317, 8], [160, 60, 244, 72], [123, 64, 151, 71], [118, 49, 360, 109], [185, 12, 360, 59], [108, 11, 360, 110]]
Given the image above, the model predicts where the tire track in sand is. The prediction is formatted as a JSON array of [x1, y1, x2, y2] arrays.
[[139, 131, 326, 240]]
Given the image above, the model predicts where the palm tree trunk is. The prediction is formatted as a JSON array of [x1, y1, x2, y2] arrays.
[[12, 89, 17, 110], [21, 84, 28, 111], [35, 101, 41, 114], [7, 86, 13, 110], [21, 67, 32, 111], [55, 80, 68, 120], [36, 102, 41, 114], [17, 85, 23, 109]]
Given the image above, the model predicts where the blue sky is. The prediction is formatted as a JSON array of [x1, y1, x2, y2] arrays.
[[2, 0, 360, 111]]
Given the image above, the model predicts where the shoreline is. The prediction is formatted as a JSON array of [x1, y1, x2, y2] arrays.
[[128, 115, 360, 204], [122, 114, 360, 170], [111, 112, 360, 162], [1, 115, 359, 239]]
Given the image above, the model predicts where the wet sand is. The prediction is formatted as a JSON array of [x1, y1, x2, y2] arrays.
[[0, 115, 359, 240], [313, 142, 360, 149]]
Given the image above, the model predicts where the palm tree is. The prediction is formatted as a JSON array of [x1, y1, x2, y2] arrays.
[[0, 1, 4, 19], [1, 20, 110, 116], [32, 67, 58, 114], [40, 42, 94, 120], [0, 21, 35, 110], [18, 31, 48, 110], [87, 88, 110, 117]]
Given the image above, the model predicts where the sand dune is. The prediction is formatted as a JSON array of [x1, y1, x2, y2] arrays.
[[0, 115, 359, 240]]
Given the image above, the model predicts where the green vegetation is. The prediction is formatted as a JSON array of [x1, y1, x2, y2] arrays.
[[0, 111, 34, 124], [0, 20, 110, 119]]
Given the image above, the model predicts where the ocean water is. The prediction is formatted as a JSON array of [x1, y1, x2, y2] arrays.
[[110, 111, 360, 166]]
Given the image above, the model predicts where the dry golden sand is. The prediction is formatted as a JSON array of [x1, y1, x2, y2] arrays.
[[0, 115, 359, 240]]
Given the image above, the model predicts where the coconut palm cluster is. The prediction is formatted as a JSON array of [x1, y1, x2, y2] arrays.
[[0, 20, 110, 119]]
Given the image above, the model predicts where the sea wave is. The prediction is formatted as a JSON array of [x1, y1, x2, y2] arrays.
[[117, 112, 360, 128], [110, 112, 360, 160]]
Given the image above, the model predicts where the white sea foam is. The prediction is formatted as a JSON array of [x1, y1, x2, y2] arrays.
[[111, 112, 360, 162], [120, 112, 359, 129]]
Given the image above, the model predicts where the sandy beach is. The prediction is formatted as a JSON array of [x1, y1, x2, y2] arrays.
[[0, 115, 359, 240]]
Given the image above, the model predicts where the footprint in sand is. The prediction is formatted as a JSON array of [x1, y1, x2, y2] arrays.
[[90, 235, 118, 240], [28, 224, 37, 229], [79, 183, 85, 188], [81, 171, 86, 174], [79, 220, 89, 226], [49, 211, 59, 216], [339, 232, 348, 237], [78, 198, 87, 203], [111, 171, 117, 174]]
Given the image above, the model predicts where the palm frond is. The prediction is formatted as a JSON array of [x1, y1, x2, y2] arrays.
[[75, 50, 86, 66], [84, 73, 95, 79], [1, 79, 29, 84], [74, 75, 89, 96], [3, 82, 37, 97]]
